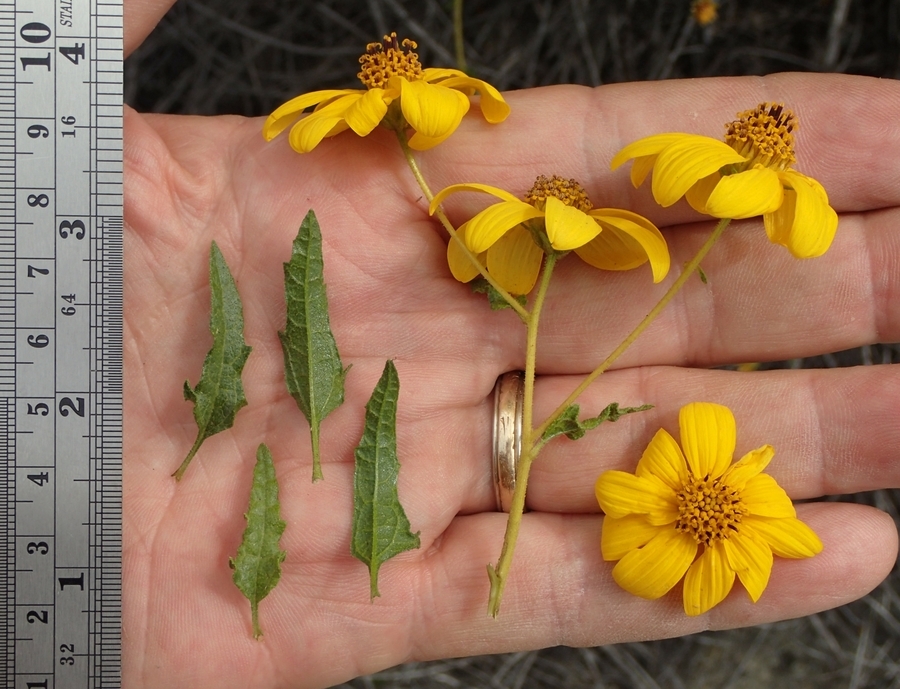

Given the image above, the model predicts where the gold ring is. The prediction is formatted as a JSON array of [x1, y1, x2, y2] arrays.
[[492, 371, 524, 513]]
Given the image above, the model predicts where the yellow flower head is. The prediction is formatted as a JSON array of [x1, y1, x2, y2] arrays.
[[262, 33, 510, 153], [429, 175, 671, 295], [595, 402, 822, 616], [691, 0, 719, 26], [611, 103, 839, 258]]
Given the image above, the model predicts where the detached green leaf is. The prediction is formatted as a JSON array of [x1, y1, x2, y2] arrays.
[[230, 444, 286, 640], [542, 402, 653, 443], [351, 360, 420, 600], [279, 210, 348, 482], [175, 242, 252, 480], [471, 277, 528, 312], [697, 265, 708, 284]]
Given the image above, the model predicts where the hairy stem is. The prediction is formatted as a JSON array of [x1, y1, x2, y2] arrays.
[[395, 130, 530, 320], [488, 252, 558, 618]]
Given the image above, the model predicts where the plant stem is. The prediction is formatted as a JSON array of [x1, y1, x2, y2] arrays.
[[453, 0, 467, 72], [173, 433, 203, 481], [310, 421, 323, 482], [533, 218, 732, 440], [395, 130, 529, 320], [487, 253, 558, 618]]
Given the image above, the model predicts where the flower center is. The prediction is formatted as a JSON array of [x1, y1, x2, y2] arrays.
[[357, 32, 424, 90], [523, 175, 593, 212], [725, 102, 797, 172], [675, 474, 748, 546]]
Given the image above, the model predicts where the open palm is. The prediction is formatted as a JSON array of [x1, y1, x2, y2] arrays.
[[124, 8, 900, 689]]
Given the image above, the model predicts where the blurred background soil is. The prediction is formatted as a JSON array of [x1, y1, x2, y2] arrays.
[[126, 1, 900, 687]]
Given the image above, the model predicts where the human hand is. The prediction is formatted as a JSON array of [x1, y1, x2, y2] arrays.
[[124, 4, 900, 687]]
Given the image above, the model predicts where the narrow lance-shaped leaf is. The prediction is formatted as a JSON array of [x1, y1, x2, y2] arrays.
[[352, 360, 420, 600], [230, 444, 286, 640], [541, 402, 653, 443], [279, 210, 348, 482], [174, 242, 252, 480]]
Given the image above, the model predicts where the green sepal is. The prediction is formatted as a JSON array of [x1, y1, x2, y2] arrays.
[[279, 210, 349, 482], [542, 402, 653, 443], [229, 444, 287, 640], [351, 360, 420, 600], [175, 242, 252, 481], [470, 277, 528, 312], [697, 265, 708, 283]]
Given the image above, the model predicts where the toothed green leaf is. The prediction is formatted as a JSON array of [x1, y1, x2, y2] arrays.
[[279, 210, 348, 482], [230, 444, 286, 640], [351, 361, 420, 600], [542, 402, 653, 442], [175, 242, 252, 480]]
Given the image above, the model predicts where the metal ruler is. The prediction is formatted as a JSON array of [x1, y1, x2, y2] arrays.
[[0, 0, 123, 686]]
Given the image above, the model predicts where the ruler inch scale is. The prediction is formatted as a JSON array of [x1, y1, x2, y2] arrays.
[[0, 0, 123, 687]]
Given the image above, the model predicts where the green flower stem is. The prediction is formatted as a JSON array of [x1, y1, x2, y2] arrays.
[[395, 130, 530, 320], [487, 252, 558, 618], [453, 0, 467, 72], [534, 218, 732, 441]]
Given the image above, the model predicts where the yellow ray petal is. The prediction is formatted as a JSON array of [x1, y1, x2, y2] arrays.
[[288, 110, 348, 153], [465, 201, 543, 254], [741, 474, 796, 518], [635, 428, 689, 492], [428, 183, 522, 215], [703, 166, 783, 219], [342, 87, 391, 136], [601, 515, 663, 561], [544, 197, 602, 250], [765, 171, 839, 258], [684, 171, 720, 214], [650, 136, 747, 207], [744, 516, 823, 558], [612, 527, 697, 600], [399, 78, 470, 141], [610, 133, 694, 171], [679, 402, 736, 480], [683, 541, 736, 615], [630, 155, 658, 188], [723, 525, 774, 602], [408, 129, 457, 150], [595, 470, 677, 524], [424, 70, 510, 123], [586, 209, 670, 282], [724, 444, 775, 489], [263, 89, 362, 140], [485, 226, 544, 294], [446, 222, 484, 283]]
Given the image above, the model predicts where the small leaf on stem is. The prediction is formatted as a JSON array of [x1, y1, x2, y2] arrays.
[[471, 277, 528, 312], [280, 209, 348, 482], [230, 444, 286, 640], [174, 242, 252, 481], [351, 360, 420, 600], [542, 402, 653, 443]]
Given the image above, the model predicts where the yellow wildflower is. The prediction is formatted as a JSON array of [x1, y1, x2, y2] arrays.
[[611, 103, 839, 258], [595, 402, 823, 616], [262, 33, 509, 153], [691, 0, 718, 26], [429, 175, 670, 295]]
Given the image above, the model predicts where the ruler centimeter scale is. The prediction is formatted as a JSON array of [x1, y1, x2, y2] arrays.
[[0, 0, 123, 686]]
